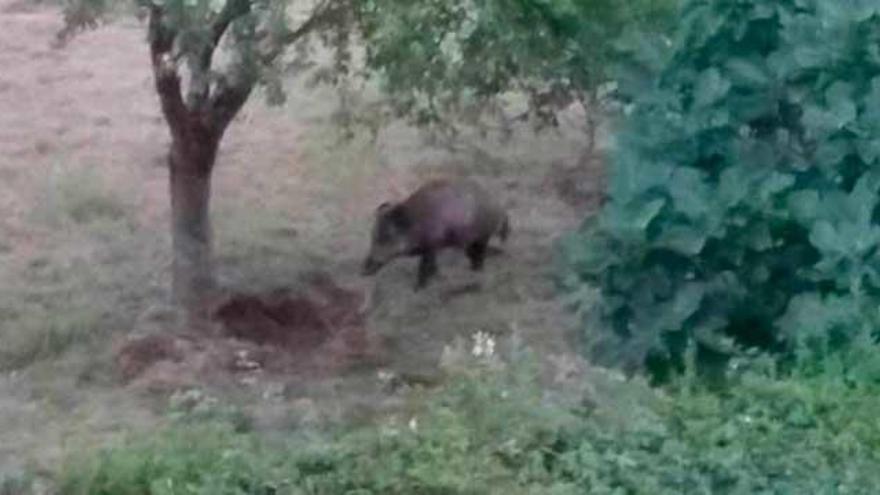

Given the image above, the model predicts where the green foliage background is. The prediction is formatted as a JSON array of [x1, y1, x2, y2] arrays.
[[358, 0, 679, 129], [562, 0, 880, 378], [59, 352, 880, 494]]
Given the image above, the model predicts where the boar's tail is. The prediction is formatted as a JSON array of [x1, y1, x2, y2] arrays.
[[498, 213, 510, 243]]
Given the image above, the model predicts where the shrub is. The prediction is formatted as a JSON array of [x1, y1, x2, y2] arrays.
[[58, 341, 880, 494], [58, 343, 573, 495], [561, 0, 880, 378], [59, 421, 284, 495], [542, 365, 880, 494], [0, 470, 34, 495]]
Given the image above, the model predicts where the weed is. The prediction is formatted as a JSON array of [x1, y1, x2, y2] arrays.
[[57, 336, 880, 494], [0, 206, 165, 371], [32, 164, 132, 228], [0, 470, 34, 495]]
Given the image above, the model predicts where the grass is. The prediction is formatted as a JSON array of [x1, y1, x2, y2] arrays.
[[57, 339, 571, 495], [0, 470, 34, 495], [213, 199, 308, 292], [54, 338, 880, 495], [3, 9, 876, 494], [31, 164, 133, 228], [0, 164, 163, 371], [0, 111, 579, 477], [0, 27, 591, 486]]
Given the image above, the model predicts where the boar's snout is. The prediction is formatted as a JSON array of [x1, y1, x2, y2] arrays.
[[362, 256, 383, 276]]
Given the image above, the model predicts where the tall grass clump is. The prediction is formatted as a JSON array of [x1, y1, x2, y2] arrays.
[[0, 470, 35, 495], [562, 0, 880, 379], [34, 164, 132, 227]]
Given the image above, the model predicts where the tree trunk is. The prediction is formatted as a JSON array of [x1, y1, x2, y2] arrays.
[[168, 136, 220, 312], [584, 90, 599, 158], [145, 0, 329, 314]]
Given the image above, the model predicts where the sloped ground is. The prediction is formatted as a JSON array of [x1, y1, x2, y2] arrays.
[[0, 0, 604, 476]]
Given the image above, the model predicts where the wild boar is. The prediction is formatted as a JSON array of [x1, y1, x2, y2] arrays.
[[362, 178, 509, 290]]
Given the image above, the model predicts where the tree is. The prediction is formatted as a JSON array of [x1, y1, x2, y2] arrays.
[[357, 0, 678, 153], [57, 0, 356, 312], [562, 0, 880, 381]]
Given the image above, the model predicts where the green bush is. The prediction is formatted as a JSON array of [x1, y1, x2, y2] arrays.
[[59, 422, 284, 495], [60, 346, 571, 495], [59, 344, 880, 494], [561, 0, 880, 378], [0, 470, 34, 495], [544, 369, 880, 494]]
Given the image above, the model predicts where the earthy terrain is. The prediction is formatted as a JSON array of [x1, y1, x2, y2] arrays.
[[0, 0, 604, 477]]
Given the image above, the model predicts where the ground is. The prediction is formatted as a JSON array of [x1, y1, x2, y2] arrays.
[[0, 0, 605, 478]]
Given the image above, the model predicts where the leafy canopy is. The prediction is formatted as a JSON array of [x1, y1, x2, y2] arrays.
[[562, 0, 880, 379], [358, 0, 679, 132], [58, 0, 357, 122]]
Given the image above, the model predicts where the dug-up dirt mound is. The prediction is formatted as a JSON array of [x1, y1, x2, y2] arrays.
[[114, 272, 386, 394]]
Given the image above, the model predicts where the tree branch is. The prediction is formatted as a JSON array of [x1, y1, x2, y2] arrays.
[[206, 0, 347, 133], [211, 0, 252, 48], [149, 5, 188, 139], [189, 0, 253, 111], [259, 0, 344, 63], [284, 0, 335, 44], [209, 74, 255, 134]]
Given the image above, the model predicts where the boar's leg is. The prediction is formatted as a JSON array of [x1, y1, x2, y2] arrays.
[[466, 240, 488, 271], [416, 251, 438, 290]]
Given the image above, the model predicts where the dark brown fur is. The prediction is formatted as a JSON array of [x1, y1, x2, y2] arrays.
[[362, 178, 510, 290]]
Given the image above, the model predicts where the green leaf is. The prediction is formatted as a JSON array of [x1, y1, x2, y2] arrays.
[[670, 282, 706, 327], [604, 198, 666, 241], [802, 83, 857, 134], [777, 292, 861, 346], [809, 220, 841, 254], [814, 139, 851, 167], [786, 190, 820, 224], [635, 281, 707, 335], [855, 139, 880, 165], [749, 4, 776, 21], [669, 167, 711, 220], [654, 224, 707, 255], [718, 166, 756, 207], [208, 0, 225, 14], [692, 315, 735, 354], [724, 57, 771, 89], [792, 45, 826, 69], [728, 93, 774, 123], [692, 67, 731, 109], [757, 172, 795, 202], [745, 223, 773, 252], [826, 81, 857, 123]]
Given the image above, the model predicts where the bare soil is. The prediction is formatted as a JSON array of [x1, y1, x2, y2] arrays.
[[0, 0, 604, 476]]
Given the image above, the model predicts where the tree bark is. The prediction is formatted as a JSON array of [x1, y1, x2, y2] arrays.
[[145, 0, 345, 314], [168, 134, 220, 310], [148, 4, 233, 314]]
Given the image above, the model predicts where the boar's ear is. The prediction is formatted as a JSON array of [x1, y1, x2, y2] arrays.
[[386, 204, 411, 230], [376, 202, 393, 213]]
